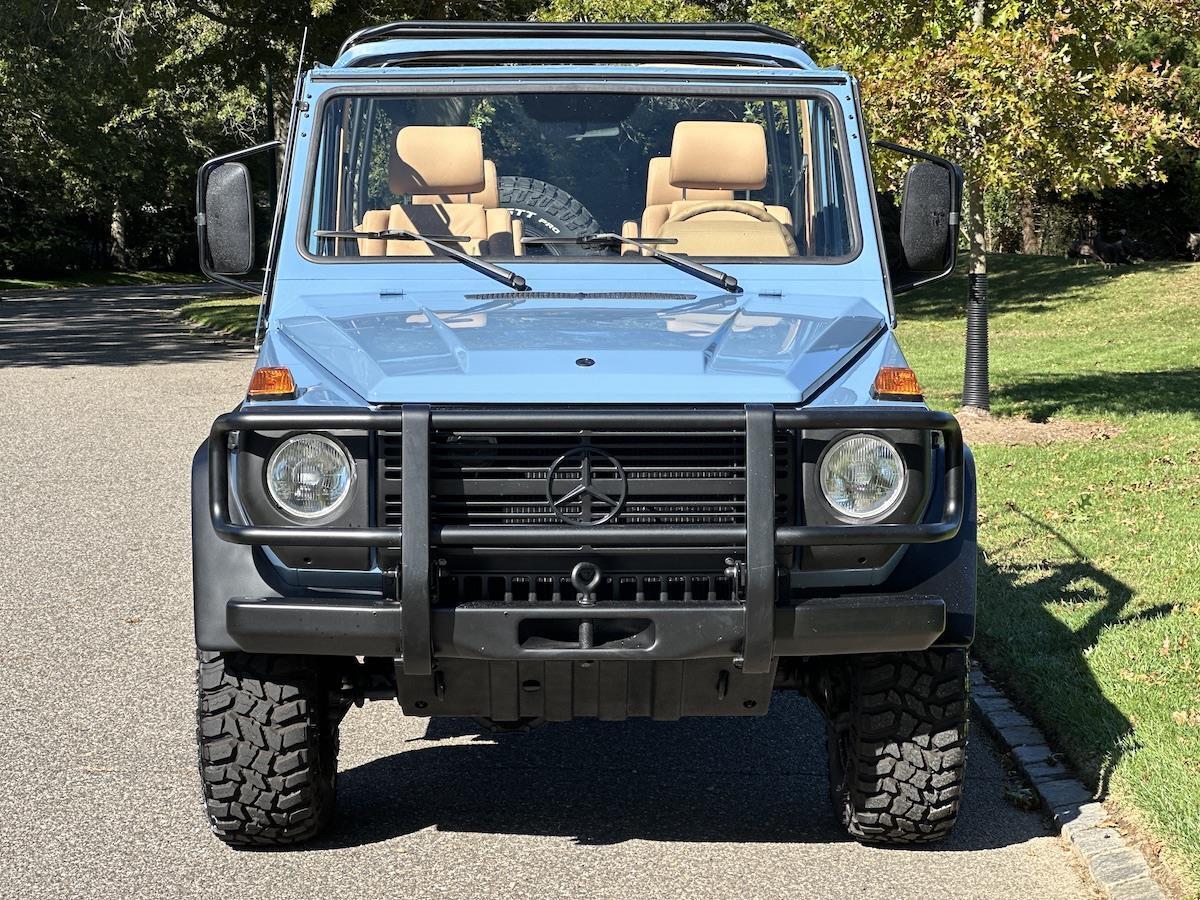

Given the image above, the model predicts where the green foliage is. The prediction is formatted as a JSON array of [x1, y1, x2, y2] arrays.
[[750, 0, 1200, 198], [3, 0, 1198, 274], [0, 0, 541, 275], [536, 0, 717, 21]]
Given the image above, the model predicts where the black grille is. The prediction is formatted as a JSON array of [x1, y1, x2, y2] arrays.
[[380, 429, 795, 530]]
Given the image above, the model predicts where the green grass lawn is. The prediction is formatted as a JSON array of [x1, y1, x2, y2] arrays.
[[897, 254, 1200, 890], [178, 295, 260, 338], [0, 270, 203, 291]]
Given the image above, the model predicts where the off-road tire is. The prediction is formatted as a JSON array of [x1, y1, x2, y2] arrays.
[[196, 650, 339, 847], [499, 176, 602, 254], [825, 649, 969, 845]]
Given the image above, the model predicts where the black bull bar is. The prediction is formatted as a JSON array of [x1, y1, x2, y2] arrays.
[[209, 405, 963, 675]]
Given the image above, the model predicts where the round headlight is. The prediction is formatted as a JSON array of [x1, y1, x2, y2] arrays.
[[819, 434, 907, 520], [266, 433, 354, 519]]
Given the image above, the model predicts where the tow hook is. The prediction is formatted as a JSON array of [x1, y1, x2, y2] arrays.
[[724, 557, 747, 597], [570, 561, 602, 649], [571, 561, 602, 605]]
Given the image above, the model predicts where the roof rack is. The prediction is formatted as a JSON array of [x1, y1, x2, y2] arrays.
[[337, 21, 802, 59]]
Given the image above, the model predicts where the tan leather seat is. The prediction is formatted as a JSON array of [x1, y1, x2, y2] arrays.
[[410, 159, 500, 208], [356, 127, 515, 257], [639, 156, 733, 236], [638, 122, 795, 257], [408, 159, 524, 255]]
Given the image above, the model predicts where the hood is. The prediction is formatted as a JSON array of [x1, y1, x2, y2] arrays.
[[274, 288, 886, 404]]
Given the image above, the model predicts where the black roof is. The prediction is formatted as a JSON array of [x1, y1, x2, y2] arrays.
[[338, 21, 802, 59]]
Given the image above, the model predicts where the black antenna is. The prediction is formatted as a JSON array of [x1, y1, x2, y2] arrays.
[[294, 26, 309, 95]]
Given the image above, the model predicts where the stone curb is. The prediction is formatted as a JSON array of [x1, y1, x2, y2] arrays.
[[969, 667, 1165, 899]]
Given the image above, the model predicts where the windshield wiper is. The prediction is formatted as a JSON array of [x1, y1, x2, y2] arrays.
[[316, 228, 530, 292], [522, 233, 741, 294]]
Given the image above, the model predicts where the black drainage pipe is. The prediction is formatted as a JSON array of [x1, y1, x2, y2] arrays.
[[962, 272, 990, 410]]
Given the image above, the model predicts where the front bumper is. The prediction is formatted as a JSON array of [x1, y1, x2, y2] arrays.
[[227, 592, 946, 658], [207, 404, 964, 674]]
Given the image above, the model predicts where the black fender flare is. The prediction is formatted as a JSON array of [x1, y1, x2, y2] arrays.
[[192, 442, 287, 650], [884, 444, 978, 646]]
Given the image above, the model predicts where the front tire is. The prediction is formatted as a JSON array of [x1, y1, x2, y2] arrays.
[[824, 649, 970, 845], [196, 651, 339, 847]]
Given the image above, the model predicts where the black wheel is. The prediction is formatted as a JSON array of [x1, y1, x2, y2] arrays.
[[499, 175, 602, 255], [823, 649, 969, 845], [196, 651, 340, 847]]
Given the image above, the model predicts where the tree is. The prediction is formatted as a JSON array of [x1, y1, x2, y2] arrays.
[[749, 0, 1199, 410], [0, 0, 543, 274]]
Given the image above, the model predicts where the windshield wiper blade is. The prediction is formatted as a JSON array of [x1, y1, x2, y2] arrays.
[[316, 228, 530, 292], [522, 233, 741, 294]]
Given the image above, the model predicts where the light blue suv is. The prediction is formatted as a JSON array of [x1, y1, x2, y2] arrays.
[[192, 21, 975, 848]]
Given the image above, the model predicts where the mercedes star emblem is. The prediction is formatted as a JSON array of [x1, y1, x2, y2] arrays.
[[545, 447, 628, 526]]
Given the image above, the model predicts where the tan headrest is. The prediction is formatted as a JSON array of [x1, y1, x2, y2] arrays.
[[411, 160, 499, 208], [669, 122, 768, 192], [389, 126, 486, 196], [645, 157, 732, 206]]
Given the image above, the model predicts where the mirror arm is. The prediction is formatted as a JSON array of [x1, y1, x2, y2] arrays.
[[195, 140, 282, 293]]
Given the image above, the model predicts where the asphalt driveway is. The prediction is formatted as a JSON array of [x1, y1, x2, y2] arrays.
[[0, 287, 1095, 898]]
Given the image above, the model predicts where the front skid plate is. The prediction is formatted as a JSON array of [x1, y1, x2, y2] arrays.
[[396, 658, 777, 721]]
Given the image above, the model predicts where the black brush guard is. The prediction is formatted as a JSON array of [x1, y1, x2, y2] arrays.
[[209, 405, 963, 676]]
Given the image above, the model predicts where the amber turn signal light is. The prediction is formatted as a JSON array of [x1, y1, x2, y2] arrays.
[[247, 366, 297, 400], [871, 366, 923, 401]]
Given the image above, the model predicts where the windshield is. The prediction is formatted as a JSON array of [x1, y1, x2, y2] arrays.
[[303, 89, 855, 264]]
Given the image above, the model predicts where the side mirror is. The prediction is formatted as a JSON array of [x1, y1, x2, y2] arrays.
[[873, 141, 962, 294], [204, 163, 254, 275], [195, 140, 281, 292], [900, 162, 952, 273]]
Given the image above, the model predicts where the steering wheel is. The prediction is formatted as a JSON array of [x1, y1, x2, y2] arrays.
[[665, 202, 799, 255], [669, 201, 777, 223]]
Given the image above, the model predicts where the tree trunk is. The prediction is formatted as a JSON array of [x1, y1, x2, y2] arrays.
[[109, 201, 129, 271], [962, 176, 990, 412], [1019, 196, 1039, 254]]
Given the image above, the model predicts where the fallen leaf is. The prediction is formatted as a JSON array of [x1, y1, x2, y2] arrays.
[[1005, 786, 1039, 811]]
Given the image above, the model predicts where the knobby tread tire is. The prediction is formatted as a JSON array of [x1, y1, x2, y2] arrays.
[[195, 651, 338, 847], [828, 649, 970, 845], [499, 176, 602, 246]]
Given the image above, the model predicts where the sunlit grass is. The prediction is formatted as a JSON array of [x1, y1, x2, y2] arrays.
[[0, 270, 202, 291], [898, 254, 1200, 889], [178, 295, 260, 338]]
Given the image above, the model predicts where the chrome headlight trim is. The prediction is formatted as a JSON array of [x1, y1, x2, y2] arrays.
[[818, 432, 908, 521], [265, 432, 356, 520]]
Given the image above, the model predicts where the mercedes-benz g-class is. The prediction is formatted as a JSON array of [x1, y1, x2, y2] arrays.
[[192, 21, 974, 848]]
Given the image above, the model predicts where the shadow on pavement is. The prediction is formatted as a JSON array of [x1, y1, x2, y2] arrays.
[[0, 287, 244, 367], [321, 693, 1048, 853]]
